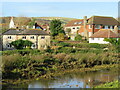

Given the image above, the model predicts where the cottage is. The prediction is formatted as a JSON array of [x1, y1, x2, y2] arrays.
[[89, 29, 119, 44], [2, 29, 50, 50]]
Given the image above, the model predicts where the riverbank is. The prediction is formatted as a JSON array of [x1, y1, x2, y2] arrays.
[[2, 64, 118, 87], [95, 80, 119, 88]]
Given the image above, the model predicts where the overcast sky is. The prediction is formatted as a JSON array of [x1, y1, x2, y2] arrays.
[[1, 1, 119, 19]]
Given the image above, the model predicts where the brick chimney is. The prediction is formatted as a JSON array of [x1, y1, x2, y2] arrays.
[[83, 16, 88, 40]]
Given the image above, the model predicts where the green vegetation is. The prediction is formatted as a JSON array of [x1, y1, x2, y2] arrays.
[[75, 34, 83, 41], [104, 38, 120, 52], [10, 39, 33, 49], [50, 19, 65, 38], [95, 80, 119, 88], [1, 42, 119, 80]]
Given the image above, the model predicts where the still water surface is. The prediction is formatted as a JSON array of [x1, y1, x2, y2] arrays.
[[28, 69, 118, 88]]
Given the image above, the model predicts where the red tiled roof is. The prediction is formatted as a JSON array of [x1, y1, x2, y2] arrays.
[[65, 19, 84, 27], [89, 29, 119, 38]]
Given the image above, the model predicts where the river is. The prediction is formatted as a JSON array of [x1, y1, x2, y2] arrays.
[[2, 68, 118, 89]]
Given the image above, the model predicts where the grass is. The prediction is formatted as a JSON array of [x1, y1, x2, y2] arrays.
[[95, 80, 119, 88]]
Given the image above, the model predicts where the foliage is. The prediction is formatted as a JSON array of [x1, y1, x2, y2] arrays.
[[55, 33, 65, 41], [104, 38, 120, 52], [10, 39, 33, 49], [75, 34, 82, 41], [95, 80, 119, 88], [49, 19, 65, 38]]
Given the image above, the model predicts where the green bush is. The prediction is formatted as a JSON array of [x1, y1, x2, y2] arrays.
[[75, 35, 82, 41]]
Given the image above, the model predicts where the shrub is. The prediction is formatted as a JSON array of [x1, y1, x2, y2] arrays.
[[75, 34, 82, 41]]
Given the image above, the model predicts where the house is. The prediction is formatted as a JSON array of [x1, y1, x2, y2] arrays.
[[2, 29, 50, 50], [89, 29, 119, 44], [78, 16, 120, 39], [64, 19, 83, 40]]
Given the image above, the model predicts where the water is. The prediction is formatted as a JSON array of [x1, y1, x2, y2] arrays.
[[2, 69, 118, 89], [28, 69, 118, 88]]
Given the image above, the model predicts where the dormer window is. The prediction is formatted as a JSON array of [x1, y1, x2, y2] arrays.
[[78, 21, 82, 24], [74, 22, 78, 24], [8, 36, 12, 39], [22, 36, 26, 39]]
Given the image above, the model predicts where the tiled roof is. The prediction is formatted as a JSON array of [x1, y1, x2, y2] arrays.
[[89, 29, 119, 38], [88, 16, 120, 26], [3, 29, 49, 35], [65, 19, 83, 27]]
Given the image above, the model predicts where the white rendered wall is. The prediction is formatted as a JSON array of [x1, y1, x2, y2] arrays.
[[89, 38, 109, 44]]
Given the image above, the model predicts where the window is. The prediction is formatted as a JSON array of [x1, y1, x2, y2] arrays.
[[89, 25, 92, 29], [30, 36, 34, 39], [108, 26, 110, 29], [31, 44, 36, 48], [91, 38, 94, 40], [118, 26, 120, 30], [104, 26, 108, 29], [74, 22, 77, 24], [78, 22, 82, 24], [41, 36, 45, 39], [22, 36, 26, 39], [77, 27, 80, 29], [7, 44, 11, 48], [73, 27, 75, 29], [110, 26, 114, 29], [95, 25, 100, 29], [8, 36, 12, 39]]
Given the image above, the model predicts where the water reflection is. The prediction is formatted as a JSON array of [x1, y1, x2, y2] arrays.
[[28, 69, 118, 88]]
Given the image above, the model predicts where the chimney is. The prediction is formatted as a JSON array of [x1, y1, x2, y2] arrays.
[[114, 25, 118, 36], [83, 16, 88, 40]]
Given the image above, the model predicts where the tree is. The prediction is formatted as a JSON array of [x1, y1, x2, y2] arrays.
[[55, 33, 65, 41], [49, 19, 65, 38], [11, 39, 33, 49], [66, 28, 71, 37], [75, 34, 83, 41], [104, 38, 120, 52]]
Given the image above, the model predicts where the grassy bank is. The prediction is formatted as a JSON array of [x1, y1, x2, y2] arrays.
[[95, 80, 119, 88], [1, 42, 120, 87]]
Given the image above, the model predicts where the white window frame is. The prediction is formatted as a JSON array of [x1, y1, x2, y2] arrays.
[[7, 44, 11, 48], [104, 26, 108, 29], [91, 38, 94, 40], [8, 36, 12, 39], [41, 36, 45, 39], [31, 44, 36, 48], [30, 36, 34, 39], [22, 36, 26, 39]]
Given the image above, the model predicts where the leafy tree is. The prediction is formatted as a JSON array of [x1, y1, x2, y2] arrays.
[[11, 39, 33, 49], [50, 19, 65, 38], [75, 34, 83, 41], [55, 33, 65, 41], [104, 38, 120, 52]]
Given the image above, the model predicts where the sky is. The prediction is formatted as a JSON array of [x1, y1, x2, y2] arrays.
[[1, 1, 119, 19]]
